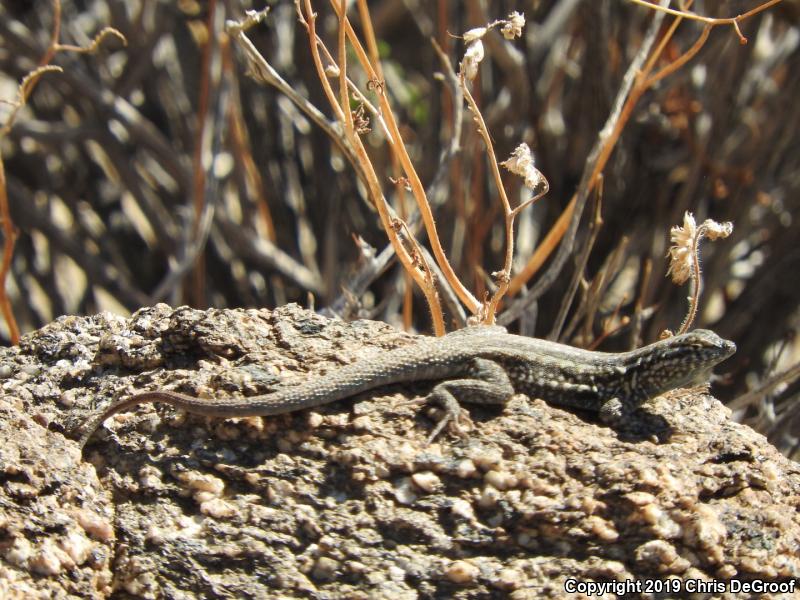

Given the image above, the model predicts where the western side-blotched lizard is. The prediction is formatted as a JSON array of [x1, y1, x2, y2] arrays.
[[79, 326, 735, 447]]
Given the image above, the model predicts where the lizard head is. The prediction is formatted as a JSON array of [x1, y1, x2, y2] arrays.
[[624, 329, 736, 401]]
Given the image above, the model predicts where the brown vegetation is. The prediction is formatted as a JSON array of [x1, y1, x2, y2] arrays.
[[1, 1, 799, 455]]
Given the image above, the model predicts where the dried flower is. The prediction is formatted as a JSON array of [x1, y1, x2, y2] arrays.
[[501, 143, 543, 190], [666, 211, 733, 285], [501, 12, 525, 40], [667, 211, 733, 333], [460, 13, 525, 79], [462, 40, 484, 80], [667, 212, 697, 285], [704, 220, 733, 240], [352, 104, 370, 135]]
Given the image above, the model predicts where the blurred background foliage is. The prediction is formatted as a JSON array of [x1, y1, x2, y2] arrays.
[[1, 0, 799, 455]]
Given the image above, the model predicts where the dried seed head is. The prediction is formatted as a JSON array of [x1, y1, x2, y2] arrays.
[[352, 104, 370, 134], [703, 219, 733, 240], [666, 212, 733, 285], [667, 212, 697, 285], [501, 143, 543, 190], [501, 12, 525, 40], [462, 40, 485, 80]]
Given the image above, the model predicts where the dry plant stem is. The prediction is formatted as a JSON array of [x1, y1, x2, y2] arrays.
[[353, 0, 414, 325], [729, 361, 800, 412], [302, 0, 445, 334], [635, 1, 711, 97], [0, 67, 63, 344], [228, 10, 381, 205], [0, 158, 19, 343], [327, 242, 398, 316], [581, 265, 612, 343], [39, 0, 125, 59], [226, 54, 276, 242], [460, 51, 549, 322], [337, 0, 352, 133], [416, 245, 469, 328], [0, 0, 125, 342], [499, 2, 668, 326], [325, 0, 480, 317], [326, 40, 465, 320], [631, 258, 653, 348], [745, 351, 784, 435], [584, 237, 630, 342], [641, 0, 695, 76], [54, 27, 127, 54], [329, 5, 443, 329], [588, 314, 631, 351], [459, 80, 512, 322], [561, 236, 629, 344], [644, 26, 711, 88], [94, 138, 176, 246], [189, 0, 219, 306], [291, 14, 389, 137], [349, 2, 400, 213], [428, 38, 464, 205], [502, 0, 774, 323], [40, 0, 63, 64], [355, 0, 383, 76], [677, 223, 710, 334], [226, 19, 363, 172], [548, 182, 603, 341], [0, 66, 63, 137], [306, 0, 458, 332], [40, 0, 125, 62], [628, 0, 783, 43]]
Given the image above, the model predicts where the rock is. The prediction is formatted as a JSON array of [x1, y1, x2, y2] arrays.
[[2, 304, 799, 598]]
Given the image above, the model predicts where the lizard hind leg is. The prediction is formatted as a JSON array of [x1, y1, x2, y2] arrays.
[[424, 358, 514, 444]]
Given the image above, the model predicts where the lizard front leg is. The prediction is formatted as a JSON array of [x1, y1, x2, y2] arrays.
[[424, 358, 514, 443], [598, 395, 639, 427]]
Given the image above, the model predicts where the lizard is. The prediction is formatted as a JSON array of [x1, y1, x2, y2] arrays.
[[78, 326, 735, 448]]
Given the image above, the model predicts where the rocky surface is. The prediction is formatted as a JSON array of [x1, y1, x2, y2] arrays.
[[1, 304, 799, 599]]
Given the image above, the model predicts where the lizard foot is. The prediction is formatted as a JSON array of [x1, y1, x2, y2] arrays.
[[424, 388, 474, 444], [393, 397, 473, 443], [425, 404, 474, 445]]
